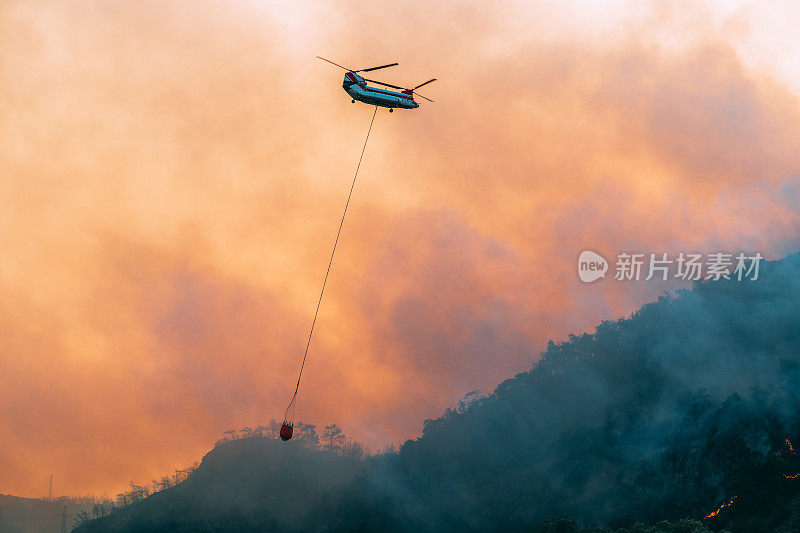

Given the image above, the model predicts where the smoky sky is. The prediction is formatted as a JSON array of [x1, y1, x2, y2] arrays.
[[1, 0, 800, 496]]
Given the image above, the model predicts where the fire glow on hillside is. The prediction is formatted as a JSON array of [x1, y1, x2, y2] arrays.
[[704, 496, 737, 519]]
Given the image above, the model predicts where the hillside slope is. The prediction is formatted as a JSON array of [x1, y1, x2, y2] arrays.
[[78, 253, 800, 532], [78, 437, 360, 532]]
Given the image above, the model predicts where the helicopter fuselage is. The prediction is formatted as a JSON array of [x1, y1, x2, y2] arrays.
[[342, 72, 419, 110]]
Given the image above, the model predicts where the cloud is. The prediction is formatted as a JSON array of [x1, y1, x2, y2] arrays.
[[1, 0, 800, 496]]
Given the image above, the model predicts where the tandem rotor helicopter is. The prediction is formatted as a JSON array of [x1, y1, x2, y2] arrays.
[[317, 56, 437, 112], [278, 58, 437, 442]]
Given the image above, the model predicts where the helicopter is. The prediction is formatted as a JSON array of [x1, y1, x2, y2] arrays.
[[317, 56, 436, 112]]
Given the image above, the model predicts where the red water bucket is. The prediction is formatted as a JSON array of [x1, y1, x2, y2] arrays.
[[279, 423, 293, 441]]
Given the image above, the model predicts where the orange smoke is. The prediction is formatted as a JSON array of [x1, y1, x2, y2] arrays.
[[2, 0, 800, 497]]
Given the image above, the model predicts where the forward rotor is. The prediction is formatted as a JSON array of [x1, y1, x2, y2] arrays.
[[316, 56, 398, 73]]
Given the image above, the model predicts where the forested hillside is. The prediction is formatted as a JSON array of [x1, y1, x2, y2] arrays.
[[78, 253, 800, 532]]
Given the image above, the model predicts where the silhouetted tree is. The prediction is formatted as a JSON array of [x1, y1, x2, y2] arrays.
[[296, 422, 320, 448], [128, 481, 147, 502], [269, 418, 282, 439], [322, 424, 345, 451], [91, 501, 114, 519], [457, 390, 484, 413], [341, 439, 369, 460], [74, 510, 91, 527], [114, 492, 128, 507]]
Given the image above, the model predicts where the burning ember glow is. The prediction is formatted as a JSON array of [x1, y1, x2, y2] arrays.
[[785, 473, 800, 479], [704, 496, 737, 519], [787, 439, 797, 455]]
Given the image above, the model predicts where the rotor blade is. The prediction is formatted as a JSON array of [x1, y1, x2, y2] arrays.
[[316, 56, 351, 71], [415, 92, 434, 103], [357, 62, 399, 72], [364, 78, 406, 91], [413, 78, 437, 90]]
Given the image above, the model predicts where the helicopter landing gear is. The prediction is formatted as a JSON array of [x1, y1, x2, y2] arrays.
[[389, 108, 394, 113]]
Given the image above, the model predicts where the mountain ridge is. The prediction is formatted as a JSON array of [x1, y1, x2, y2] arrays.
[[77, 252, 800, 532]]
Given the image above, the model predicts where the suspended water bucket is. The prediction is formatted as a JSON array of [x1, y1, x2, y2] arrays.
[[280, 423, 293, 441]]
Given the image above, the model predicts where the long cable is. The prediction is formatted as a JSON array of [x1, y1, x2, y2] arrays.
[[284, 105, 378, 422]]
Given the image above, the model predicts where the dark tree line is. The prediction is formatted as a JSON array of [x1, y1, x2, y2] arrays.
[[74, 254, 800, 532], [213, 419, 369, 460]]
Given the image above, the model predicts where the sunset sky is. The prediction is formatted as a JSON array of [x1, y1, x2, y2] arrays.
[[2, 0, 800, 498]]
